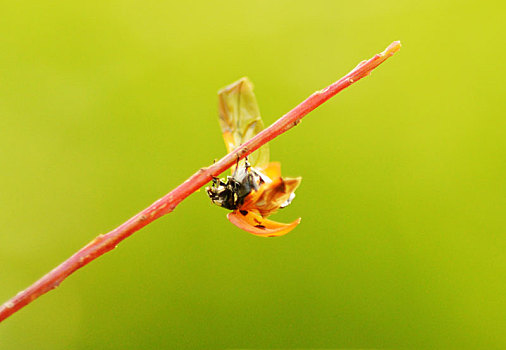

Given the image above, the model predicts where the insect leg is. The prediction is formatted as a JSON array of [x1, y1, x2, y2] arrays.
[[232, 155, 241, 178], [244, 157, 251, 171]]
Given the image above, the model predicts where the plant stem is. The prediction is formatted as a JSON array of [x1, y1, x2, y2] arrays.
[[0, 41, 401, 323]]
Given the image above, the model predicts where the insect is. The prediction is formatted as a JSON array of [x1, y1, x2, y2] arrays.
[[206, 77, 302, 237]]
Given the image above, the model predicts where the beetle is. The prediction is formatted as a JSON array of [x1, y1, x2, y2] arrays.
[[206, 77, 301, 237]]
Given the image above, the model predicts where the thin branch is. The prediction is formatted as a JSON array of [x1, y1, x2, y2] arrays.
[[0, 41, 401, 322]]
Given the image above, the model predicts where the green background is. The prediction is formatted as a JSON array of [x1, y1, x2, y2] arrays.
[[1, 0, 504, 348]]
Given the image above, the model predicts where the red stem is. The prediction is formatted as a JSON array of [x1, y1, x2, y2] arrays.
[[0, 41, 401, 322]]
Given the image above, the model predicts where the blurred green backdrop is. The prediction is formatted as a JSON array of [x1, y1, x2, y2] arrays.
[[1, 0, 504, 349]]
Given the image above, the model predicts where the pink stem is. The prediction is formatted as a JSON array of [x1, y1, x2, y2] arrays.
[[0, 41, 401, 322]]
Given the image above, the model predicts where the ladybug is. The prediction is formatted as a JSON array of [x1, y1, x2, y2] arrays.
[[206, 77, 301, 237]]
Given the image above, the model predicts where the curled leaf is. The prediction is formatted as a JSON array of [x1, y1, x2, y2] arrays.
[[217, 77, 269, 170]]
